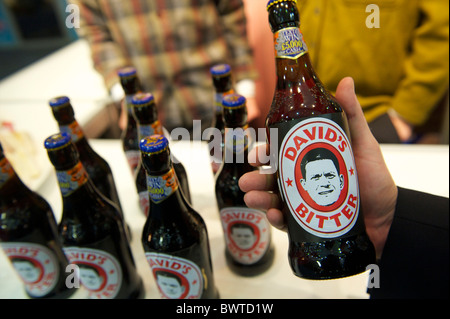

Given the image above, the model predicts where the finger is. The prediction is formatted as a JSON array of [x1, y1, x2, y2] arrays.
[[267, 208, 287, 232], [335, 77, 376, 146], [247, 144, 271, 167], [239, 170, 276, 193], [243, 190, 281, 211]]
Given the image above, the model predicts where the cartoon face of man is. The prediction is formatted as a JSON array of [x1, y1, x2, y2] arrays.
[[230, 223, 257, 250], [12, 259, 41, 283], [79, 265, 104, 291], [156, 271, 185, 299], [299, 148, 344, 207]]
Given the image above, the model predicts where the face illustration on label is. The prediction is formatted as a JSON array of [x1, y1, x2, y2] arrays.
[[146, 253, 203, 299], [1, 243, 59, 297], [220, 207, 271, 265], [279, 118, 359, 238], [64, 247, 122, 299]]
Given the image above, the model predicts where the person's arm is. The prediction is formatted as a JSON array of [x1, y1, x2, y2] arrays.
[[69, 0, 129, 91], [390, 0, 449, 130], [369, 187, 449, 299]]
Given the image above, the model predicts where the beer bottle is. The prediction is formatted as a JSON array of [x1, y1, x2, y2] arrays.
[[0, 142, 75, 299], [215, 94, 274, 276], [44, 133, 144, 299], [48, 96, 124, 217], [209, 64, 235, 174], [265, 0, 375, 279], [140, 135, 219, 299], [118, 67, 142, 174], [132, 92, 191, 215]]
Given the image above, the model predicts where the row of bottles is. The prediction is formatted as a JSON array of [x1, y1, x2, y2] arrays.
[[0, 74, 272, 300]]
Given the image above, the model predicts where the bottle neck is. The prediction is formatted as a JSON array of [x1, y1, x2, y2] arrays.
[[0, 157, 30, 198], [146, 167, 189, 217], [273, 26, 317, 89], [55, 160, 98, 208], [137, 120, 163, 140], [222, 124, 252, 168]]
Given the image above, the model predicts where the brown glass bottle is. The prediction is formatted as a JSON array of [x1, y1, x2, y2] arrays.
[[209, 64, 235, 175], [118, 67, 142, 174], [0, 143, 75, 299], [265, 0, 375, 280], [215, 94, 275, 276], [140, 135, 219, 299], [132, 93, 192, 216], [48, 96, 124, 218], [44, 133, 144, 299]]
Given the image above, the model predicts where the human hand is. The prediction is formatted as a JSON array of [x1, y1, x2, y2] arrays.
[[239, 77, 397, 258]]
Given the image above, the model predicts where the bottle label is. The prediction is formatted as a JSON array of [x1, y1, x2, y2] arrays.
[[56, 162, 88, 197], [145, 252, 204, 299], [147, 168, 178, 203], [0, 158, 14, 188], [274, 27, 308, 59], [278, 116, 360, 238], [125, 150, 141, 173], [64, 247, 122, 299], [138, 121, 163, 140], [59, 121, 84, 143], [1, 242, 59, 297], [220, 207, 271, 265], [138, 190, 149, 216]]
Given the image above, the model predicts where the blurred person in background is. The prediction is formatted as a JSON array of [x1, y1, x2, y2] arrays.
[[69, 0, 259, 134], [244, 0, 449, 143]]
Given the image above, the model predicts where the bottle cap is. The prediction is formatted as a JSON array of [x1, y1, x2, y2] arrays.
[[222, 94, 246, 109], [140, 135, 168, 154], [49, 96, 70, 107], [267, 0, 297, 10], [132, 92, 154, 105], [44, 132, 71, 150], [118, 66, 137, 77], [210, 64, 231, 76]]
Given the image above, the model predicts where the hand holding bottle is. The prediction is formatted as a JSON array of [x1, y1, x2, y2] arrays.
[[239, 77, 397, 259]]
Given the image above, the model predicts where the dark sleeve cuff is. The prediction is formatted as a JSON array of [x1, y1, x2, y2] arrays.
[[369, 187, 449, 299]]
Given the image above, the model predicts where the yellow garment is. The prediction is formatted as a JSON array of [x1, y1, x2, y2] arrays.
[[297, 0, 449, 126]]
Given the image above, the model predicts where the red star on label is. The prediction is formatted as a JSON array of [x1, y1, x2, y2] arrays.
[[285, 178, 293, 187], [349, 167, 355, 176]]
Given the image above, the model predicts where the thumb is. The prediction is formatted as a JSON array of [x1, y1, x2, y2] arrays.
[[335, 77, 375, 146]]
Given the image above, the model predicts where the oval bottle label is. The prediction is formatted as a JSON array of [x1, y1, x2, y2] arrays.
[[145, 253, 203, 299], [278, 117, 360, 238], [1, 242, 59, 297], [64, 247, 122, 299], [220, 207, 271, 265]]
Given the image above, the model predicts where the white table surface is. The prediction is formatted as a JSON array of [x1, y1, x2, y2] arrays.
[[0, 140, 448, 299]]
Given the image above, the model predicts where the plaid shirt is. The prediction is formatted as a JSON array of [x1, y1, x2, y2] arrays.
[[70, 0, 257, 131]]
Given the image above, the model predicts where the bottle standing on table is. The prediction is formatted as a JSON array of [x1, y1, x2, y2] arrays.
[[215, 94, 274, 276], [132, 92, 192, 216], [140, 135, 219, 299], [265, 0, 375, 280], [0, 143, 76, 299], [208, 64, 235, 175], [44, 133, 144, 299], [118, 66, 142, 174], [131, 92, 164, 215], [48, 96, 124, 218]]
